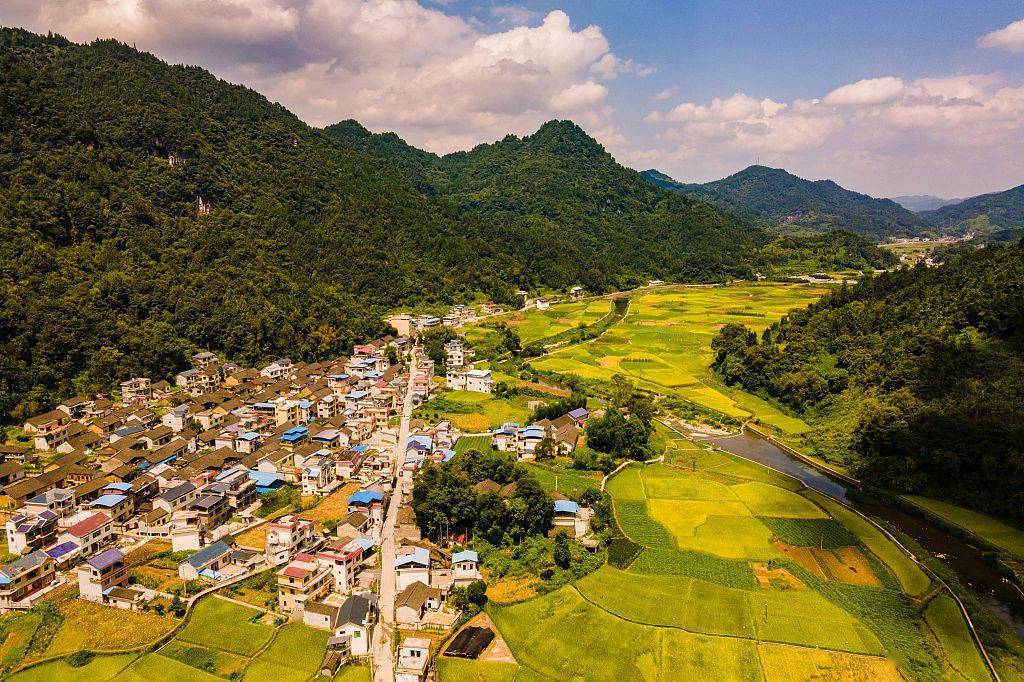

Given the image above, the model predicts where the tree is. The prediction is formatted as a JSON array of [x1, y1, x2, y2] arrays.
[[169, 593, 185, 617], [534, 436, 558, 460], [466, 580, 488, 607], [553, 530, 571, 569]]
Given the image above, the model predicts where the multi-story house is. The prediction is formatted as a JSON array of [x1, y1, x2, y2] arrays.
[[5, 510, 58, 555], [301, 452, 337, 496], [119, 377, 152, 403], [277, 552, 332, 612], [77, 548, 129, 602], [0, 551, 56, 612], [63, 511, 115, 556], [265, 514, 316, 565], [315, 538, 368, 594], [22, 409, 70, 451]]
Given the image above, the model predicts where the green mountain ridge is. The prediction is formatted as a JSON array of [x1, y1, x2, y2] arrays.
[[711, 242, 1024, 524], [0, 27, 895, 423], [920, 183, 1024, 236], [642, 166, 931, 241]]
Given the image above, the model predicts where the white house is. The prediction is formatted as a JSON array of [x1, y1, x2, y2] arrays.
[[394, 547, 431, 592]]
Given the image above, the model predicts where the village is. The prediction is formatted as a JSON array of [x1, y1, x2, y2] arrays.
[[0, 300, 597, 681]]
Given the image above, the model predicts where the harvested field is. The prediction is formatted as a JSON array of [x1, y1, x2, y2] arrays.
[[752, 563, 804, 590]]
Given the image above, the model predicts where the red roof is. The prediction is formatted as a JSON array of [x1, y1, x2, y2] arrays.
[[282, 565, 309, 579], [67, 512, 111, 538], [295, 551, 316, 562]]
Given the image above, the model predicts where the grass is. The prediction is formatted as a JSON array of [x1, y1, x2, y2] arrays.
[[435, 658, 519, 682], [454, 435, 493, 454], [628, 548, 755, 588], [8, 653, 140, 682], [473, 298, 612, 344], [802, 491, 931, 596], [757, 644, 902, 681], [613, 499, 675, 548], [176, 598, 276, 657], [113, 651, 223, 681], [334, 663, 372, 681], [524, 463, 600, 498], [902, 495, 1024, 559], [731, 482, 828, 519], [415, 392, 536, 432], [242, 623, 329, 682], [924, 596, 990, 682], [606, 537, 643, 569]]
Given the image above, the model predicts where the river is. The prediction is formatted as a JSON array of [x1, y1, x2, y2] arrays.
[[704, 430, 1024, 639]]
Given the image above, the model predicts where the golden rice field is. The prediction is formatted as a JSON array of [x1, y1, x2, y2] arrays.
[[531, 283, 829, 434], [476, 436, 989, 681]]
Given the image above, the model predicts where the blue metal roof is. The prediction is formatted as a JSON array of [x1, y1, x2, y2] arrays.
[[248, 471, 285, 485], [238, 431, 260, 441], [452, 550, 478, 563], [103, 482, 133, 492], [348, 490, 384, 505], [568, 407, 589, 419], [554, 500, 580, 514], [395, 547, 429, 568], [91, 494, 127, 508], [45, 541, 78, 560]]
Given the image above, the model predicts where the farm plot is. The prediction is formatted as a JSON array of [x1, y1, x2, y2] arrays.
[[554, 448, 978, 680], [475, 299, 612, 344], [532, 283, 827, 433], [176, 598, 276, 657], [242, 623, 329, 682]]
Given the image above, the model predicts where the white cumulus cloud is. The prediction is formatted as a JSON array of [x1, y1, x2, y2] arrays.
[[823, 77, 905, 106], [0, 1, 638, 153], [978, 17, 1024, 53]]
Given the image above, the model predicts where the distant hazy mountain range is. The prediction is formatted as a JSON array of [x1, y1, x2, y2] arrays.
[[644, 167, 1024, 242], [889, 195, 962, 213]]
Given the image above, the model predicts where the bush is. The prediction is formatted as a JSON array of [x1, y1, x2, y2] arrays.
[[67, 650, 95, 668], [606, 537, 643, 569]]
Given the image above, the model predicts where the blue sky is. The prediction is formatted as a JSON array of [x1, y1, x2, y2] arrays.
[[3, 0, 1024, 196]]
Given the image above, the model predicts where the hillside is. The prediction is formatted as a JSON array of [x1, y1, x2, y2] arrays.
[[710, 242, 1024, 523], [642, 166, 931, 241], [890, 195, 961, 213], [920, 183, 1024, 236], [2, 28, 890, 424]]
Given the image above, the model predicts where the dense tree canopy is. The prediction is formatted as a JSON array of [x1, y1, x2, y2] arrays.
[[711, 242, 1024, 524], [412, 448, 554, 544], [0, 28, 894, 424]]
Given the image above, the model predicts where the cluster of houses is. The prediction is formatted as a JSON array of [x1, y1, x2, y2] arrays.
[[1, 336, 410, 614], [444, 340, 495, 394], [388, 302, 507, 337], [491, 407, 588, 459]]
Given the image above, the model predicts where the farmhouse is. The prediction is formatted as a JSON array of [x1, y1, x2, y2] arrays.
[[77, 548, 129, 602], [178, 540, 233, 581]]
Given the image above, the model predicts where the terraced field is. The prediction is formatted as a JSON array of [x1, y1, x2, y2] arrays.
[[483, 437, 989, 681], [8, 596, 332, 682], [466, 298, 612, 344], [531, 283, 828, 434]]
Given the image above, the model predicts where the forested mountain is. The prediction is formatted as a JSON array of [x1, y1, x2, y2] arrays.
[[889, 194, 961, 213], [0, 28, 892, 424], [642, 166, 930, 241], [711, 242, 1024, 523], [920, 183, 1024, 236]]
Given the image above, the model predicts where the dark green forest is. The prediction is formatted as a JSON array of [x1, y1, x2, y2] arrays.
[[711, 242, 1024, 523], [643, 165, 931, 241], [0, 28, 891, 424]]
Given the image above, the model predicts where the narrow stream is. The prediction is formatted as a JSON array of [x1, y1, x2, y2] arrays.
[[705, 431, 1024, 639]]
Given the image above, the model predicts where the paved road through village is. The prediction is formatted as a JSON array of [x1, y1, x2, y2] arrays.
[[372, 349, 417, 682]]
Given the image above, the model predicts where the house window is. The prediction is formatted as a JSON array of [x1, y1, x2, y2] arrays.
[[353, 631, 360, 637]]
